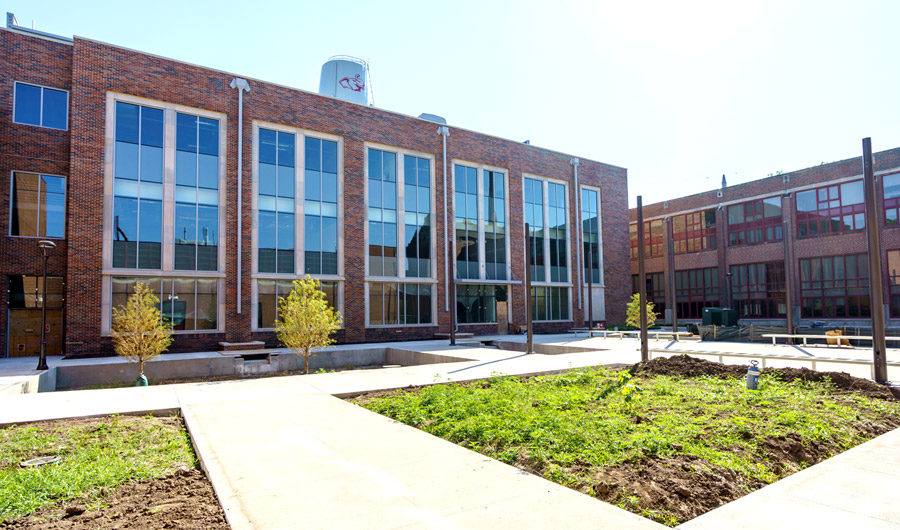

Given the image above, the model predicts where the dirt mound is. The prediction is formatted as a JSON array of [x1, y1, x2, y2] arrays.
[[632, 354, 746, 379], [586, 455, 765, 523], [1, 468, 228, 529], [632, 355, 896, 401]]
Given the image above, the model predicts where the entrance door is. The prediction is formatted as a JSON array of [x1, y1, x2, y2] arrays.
[[7, 275, 64, 357]]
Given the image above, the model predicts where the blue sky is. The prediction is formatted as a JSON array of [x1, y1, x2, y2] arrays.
[[7, 0, 900, 207]]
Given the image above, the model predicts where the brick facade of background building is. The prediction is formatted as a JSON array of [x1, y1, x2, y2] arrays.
[[0, 26, 630, 358], [629, 148, 900, 330]]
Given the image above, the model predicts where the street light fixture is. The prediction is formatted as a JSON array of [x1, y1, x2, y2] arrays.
[[36, 240, 56, 371]]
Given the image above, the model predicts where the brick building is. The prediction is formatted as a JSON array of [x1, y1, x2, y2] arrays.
[[629, 147, 900, 330], [0, 18, 629, 358]]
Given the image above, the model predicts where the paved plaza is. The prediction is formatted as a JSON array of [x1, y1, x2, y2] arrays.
[[1, 334, 899, 529]]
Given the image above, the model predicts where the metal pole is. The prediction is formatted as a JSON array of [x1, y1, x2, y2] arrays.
[[37, 251, 49, 371], [525, 222, 534, 354], [637, 197, 649, 361], [782, 218, 794, 345], [725, 272, 733, 310], [587, 240, 593, 332], [449, 247, 456, 346], [862, 137, 888, 382], [666, 217, 677, 340]]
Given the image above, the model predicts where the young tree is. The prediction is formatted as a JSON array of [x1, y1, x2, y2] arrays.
[[110, 282, 173, 385], [276, 276, 342, 374], [625, 292, 657, 329]]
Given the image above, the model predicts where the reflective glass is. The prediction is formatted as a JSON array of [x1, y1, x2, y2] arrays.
[[141, 107, 163, 147], [176, 113, 198, 152], [198, 118, 218, 155], [198, 154, 218, 189], [42, 88, 68, 130], [141, 145, 163, 183], [259, 129, 277, 164], [14, 83, 41, 126], [115, 102, 140, 143], [115, 142, 139, 181]]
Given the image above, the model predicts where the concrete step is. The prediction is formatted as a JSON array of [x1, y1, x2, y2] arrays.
[[217, 349, 283, 357]]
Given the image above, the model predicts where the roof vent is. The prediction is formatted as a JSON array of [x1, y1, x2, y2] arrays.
[[319, 56, 372, 106], [418, 113, 447, 125], [6, 12, 18, 27]]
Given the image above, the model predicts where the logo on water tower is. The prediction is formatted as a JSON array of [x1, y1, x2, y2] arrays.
[[339, 74, 365, 92]]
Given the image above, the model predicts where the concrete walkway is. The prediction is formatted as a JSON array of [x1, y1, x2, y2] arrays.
[[1, 334, 899, 528]]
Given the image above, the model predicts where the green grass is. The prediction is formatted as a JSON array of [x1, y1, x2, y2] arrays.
[[0, 414, 196, 522], [356, 367, 899, 523]]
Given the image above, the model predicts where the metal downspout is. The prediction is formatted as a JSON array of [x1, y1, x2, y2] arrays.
[[571, 158, 582, 311], [439, 126, 450, 312], [230, 78, 250, 314]]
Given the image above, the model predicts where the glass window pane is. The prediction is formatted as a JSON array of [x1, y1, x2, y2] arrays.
[[840, 181, 864, 206], [140, 107, 163, 147], [306, 138, 321, 171], [198, 154, 218, 190], [176, 113, 198, 152], [322, 217, 337, 253], [11, 173, 39, 237], [198, 118, 219, 155], [278, 166, 295, 198], [14, 83, 41, 126], [305, 215, 321, 252], [322, 173, 337, 203], [196, 279, 217, 330], [42, 88, 68, 130], [115, 101, 139, 143], [305, 170, 320, 201], [277, 212, 295, 250], [259, 129, 277, 164], [141, 145, 163, 183], [322, 140, 337, 173], [796, 190, 817, 212], [277, 132, 295, 167], [115, 141, 139, 181], [259, 163, 277, 196], [176, 151, 197, 187]]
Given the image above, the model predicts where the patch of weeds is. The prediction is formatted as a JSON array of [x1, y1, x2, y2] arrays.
[[0, 414, 196, 522]]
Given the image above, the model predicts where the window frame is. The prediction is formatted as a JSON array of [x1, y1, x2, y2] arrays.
[[631, 272, 665, 319], [629, 219, 664, 260], [522, 173, 572, 322], [451, 160, 512, 284], [364, 142, 437, 328], [882, 171, 900, 228], [795, 180, 866, 238], [729, 261, 786, 319], [8, 170, 67, 239], [101, 92, 228, 336], [671, 209, 716, 254], [12, 81, 69, 131], [674, 267, 719, 319], [799, 253, 870, 318], [253, 279, 343, 331], [726, 197, 783, 247], [580, 185, 604, 286], [251, 121, 346, 331]]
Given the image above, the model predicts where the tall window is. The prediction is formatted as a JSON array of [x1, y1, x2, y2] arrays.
[[582, 188, 600, 284], [257, 280, 338, 329], [367, 147, 433, 326], [629, 219, 663, 260], [484, 170, 506, 280], [675, 267, 719, 319], [369, 283, 432, 325], [727, 197, 782, 246], [13, 82, 68, 130], [258, 129, 295, 273], [113, 102, 163, 269], [175, 113, 219, 271], [730, 262, 785, 318], [455, 165, 479, 279], [404, 155, 431, 278], [796, 181, 865, 238], [672, 210, 716, 254], [457, 285, 505, 324], [10, 172, 65, 238], [883, 173, 900, 226], [632, 273, 665, 319], [888, 251, 900, 317], [368, 148, 398, 277], [112, 277, 217, 332], [800, 254, 869, 318], [304, 138, 338, 274], [526, 177, 570, 321]]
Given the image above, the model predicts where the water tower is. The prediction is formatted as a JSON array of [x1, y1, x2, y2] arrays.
[[319, 56, 372, 106]]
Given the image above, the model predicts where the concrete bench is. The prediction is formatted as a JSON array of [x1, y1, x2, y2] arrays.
[[762, 334, 900, 347]]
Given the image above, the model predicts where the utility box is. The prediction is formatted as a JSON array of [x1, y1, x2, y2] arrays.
[[702, 308, 739, 326]]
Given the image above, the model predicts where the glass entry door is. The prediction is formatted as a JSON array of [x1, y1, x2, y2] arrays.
[[7, 275, 64, 357]]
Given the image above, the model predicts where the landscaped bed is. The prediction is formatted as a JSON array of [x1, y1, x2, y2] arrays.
[[351, 355, 900, 526], [0, 415, 228, 529]]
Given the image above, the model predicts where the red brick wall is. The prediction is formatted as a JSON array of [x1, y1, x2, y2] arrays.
[[0, 29, 71, 354], [629, 148, 900, 327], [23, 35, 631, 356]]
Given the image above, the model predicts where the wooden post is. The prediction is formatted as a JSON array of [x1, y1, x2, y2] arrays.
[[862, 138, 888, 382], [637, 196, 649, 361]]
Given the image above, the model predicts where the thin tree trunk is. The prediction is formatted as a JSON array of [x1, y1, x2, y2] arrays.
[[139, 358, 144, 376], [305, 349, 309, 374]]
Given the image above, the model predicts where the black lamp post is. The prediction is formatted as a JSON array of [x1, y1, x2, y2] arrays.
[[36, 240, 56, 371]]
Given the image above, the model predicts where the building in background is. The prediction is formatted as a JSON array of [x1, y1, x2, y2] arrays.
[[630, 147, 900, 329], [0, 15, 629, 358]]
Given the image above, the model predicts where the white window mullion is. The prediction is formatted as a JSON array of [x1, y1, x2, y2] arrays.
[[476, 167, 486, 280], [542, 180, 551, 283], [162, 108, 176, 272], [397, 154, 406, 280], [295, 133, 304, 276]]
